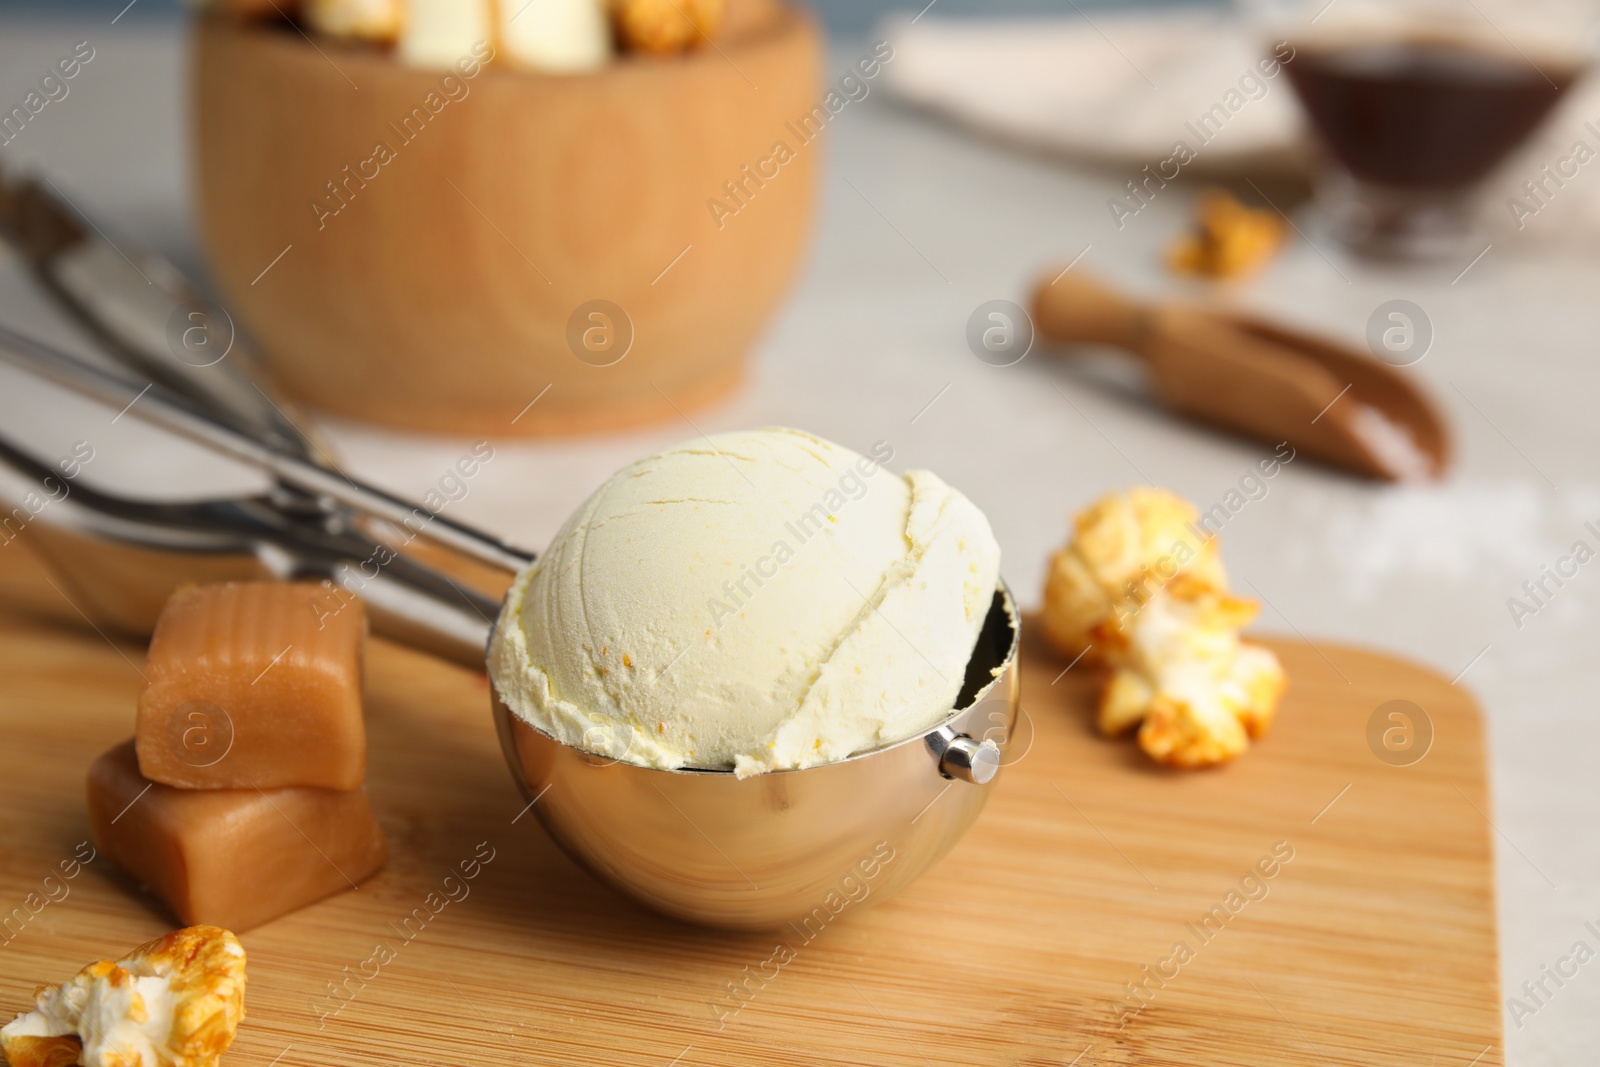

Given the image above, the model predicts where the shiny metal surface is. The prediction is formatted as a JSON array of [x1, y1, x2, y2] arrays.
[[0, 162, 315, 459], [935, 731, 1002, 784], [0, 327, 531, 664], [0, 429, 504, 667], [492, 585, 1021, 930], [0, 326, 533, 575]]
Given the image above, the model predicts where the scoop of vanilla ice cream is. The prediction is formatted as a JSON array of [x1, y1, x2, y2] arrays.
[[488, 427, 1001, 776]]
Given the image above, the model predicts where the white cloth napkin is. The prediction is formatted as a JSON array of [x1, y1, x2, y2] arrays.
[[877, 11, 1600, 245], [877, 11, 1307, 171]]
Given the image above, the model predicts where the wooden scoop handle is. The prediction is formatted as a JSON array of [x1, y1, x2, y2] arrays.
[[1029, 270, 1149, 350], [1025, 265, 1446, 481]]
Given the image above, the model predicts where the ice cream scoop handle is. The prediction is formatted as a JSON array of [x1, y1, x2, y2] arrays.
[[0, 322, 535, 574], [1030, 270, 1150, 351]]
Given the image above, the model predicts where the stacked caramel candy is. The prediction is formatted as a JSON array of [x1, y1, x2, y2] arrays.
[[88, 583, 387, 932]]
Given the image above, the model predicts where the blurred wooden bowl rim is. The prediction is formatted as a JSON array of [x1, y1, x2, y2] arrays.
[[192, 1, 822, 437]]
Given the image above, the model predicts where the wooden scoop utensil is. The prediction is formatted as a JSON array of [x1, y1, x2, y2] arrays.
[[1029, 270, 1450, 481]]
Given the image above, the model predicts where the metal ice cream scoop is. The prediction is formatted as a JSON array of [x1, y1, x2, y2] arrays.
[[0, 324, 1019, 929], [0, 169, 1019, 928]]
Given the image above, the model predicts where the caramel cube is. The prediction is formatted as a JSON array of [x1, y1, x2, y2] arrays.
[[88, 741, 387, 932], [136, 581, 367, 790]]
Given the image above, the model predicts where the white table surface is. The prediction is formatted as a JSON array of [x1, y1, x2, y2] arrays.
[[0, 12, 1597, 1067]]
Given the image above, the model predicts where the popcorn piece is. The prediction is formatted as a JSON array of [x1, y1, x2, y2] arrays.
[[306, 0, 493, 66], [611, 0, 725, 54], [0, 1034, 78, 1067], [1111, 585, 1284, 767], [1231, 643, 1288, 739], [501, 0, 612, 71], [1042, 488, 1286, 768], [1167, 188, 1285, 280], [89, 741, 388, 933], [293, 0, 616, 72], [1137, 689, 1249, 768], [1039, 487, 1225, 663], [135, 582, 367, 792], [303, 0, 403, 42], [399, 0, 493, 68], [0, 926, 246, 1067], [1096, 668, 1153, 737]]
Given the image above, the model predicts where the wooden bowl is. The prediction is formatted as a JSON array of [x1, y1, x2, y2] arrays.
[[192, 8, 821, 436]]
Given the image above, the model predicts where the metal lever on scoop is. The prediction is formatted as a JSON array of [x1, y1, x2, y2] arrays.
[[927, 725, 1001, 784]]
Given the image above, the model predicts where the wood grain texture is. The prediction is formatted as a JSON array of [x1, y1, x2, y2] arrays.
[[0, 543, 1500, 1067]]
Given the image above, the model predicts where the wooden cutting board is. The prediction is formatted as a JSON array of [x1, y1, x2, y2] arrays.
[[0, 545, 1501, 1067]]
